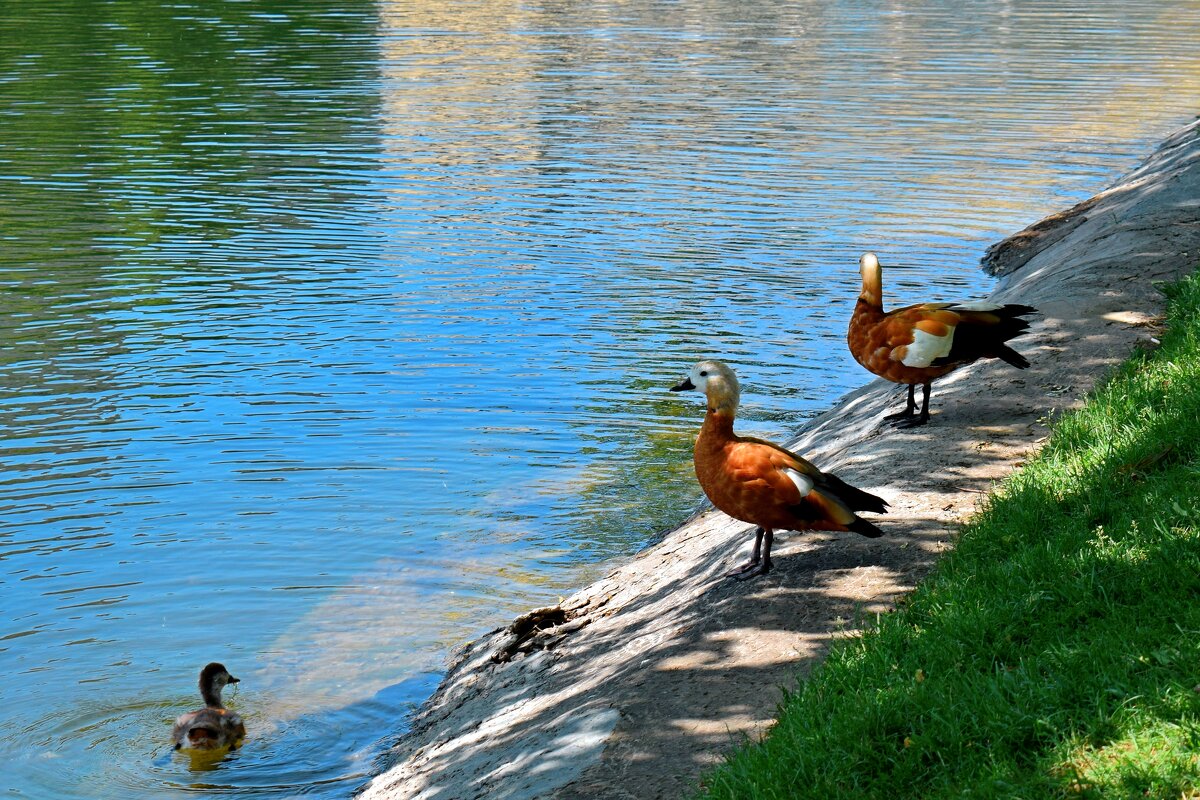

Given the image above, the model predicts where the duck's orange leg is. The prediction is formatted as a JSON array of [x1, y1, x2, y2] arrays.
[[725, 527, 774, 580]]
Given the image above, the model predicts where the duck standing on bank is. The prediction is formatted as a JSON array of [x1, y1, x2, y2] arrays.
[[848, 252, 1036, 427], [671, 360, 887, 579], [172, 662, 246, 751]]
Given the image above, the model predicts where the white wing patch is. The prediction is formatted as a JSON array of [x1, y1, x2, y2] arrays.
[[782, 467, 815, 497], [901, 326, 956, 367], [947, 301, 1003, 312]]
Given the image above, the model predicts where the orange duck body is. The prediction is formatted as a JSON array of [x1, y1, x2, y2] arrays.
[[672, 360, 887, 579], [847, 253, 1036, 426]]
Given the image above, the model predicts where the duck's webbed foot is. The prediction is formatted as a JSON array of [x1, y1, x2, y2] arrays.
[[724, 527, 774, 580], [725, 557, 772, 580], [891, 383, 932, 428], [725, 559, 761, 578], [885, 384, 918, 422], [894, 412, 929, 428]]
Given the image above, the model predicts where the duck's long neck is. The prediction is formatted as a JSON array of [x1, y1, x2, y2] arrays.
[[859, 267, 884, 311], [698, 405, 737, 447], [201, 684, 225, 709]]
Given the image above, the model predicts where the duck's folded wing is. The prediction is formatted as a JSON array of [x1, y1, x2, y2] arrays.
[[724, 441, 884, 535], [734, 439, 887, 515], [726, 441, 823, 502], [884, 308, 963, 367], [736, 437, 822, 474]]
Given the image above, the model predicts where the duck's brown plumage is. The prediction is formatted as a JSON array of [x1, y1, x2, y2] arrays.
[[172, 662, 245, 751], [848, 252, 1036, 426], [672, 360, 886, 579]]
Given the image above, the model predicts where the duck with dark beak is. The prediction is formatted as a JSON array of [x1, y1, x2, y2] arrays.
[[671, 359, 887, 579]]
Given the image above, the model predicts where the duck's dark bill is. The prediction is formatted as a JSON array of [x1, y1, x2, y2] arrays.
[[670, 377, 696, 392]]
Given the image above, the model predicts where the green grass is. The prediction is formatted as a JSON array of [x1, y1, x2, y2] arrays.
[[698, 271, 1200, 800]]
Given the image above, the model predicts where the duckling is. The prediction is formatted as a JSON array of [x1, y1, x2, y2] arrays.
[[671, 360, 887, 579], [848, 252, 1036, 427], [172, 662, 245, 751]]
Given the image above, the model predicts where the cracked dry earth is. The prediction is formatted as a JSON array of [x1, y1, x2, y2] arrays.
[[359, 117, 1200, 800]]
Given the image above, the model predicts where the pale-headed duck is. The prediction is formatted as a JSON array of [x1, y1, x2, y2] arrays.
[[848, 252, 1036, 427], [671, 359, 887, 579]]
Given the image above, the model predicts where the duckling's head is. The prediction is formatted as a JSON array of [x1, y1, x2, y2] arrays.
[[199, 662, 239, 706], [670, 359, 740, 415], [858, 252, 883, 305]]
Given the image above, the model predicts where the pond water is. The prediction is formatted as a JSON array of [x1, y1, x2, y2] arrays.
[[2, 0, 1199, 797]]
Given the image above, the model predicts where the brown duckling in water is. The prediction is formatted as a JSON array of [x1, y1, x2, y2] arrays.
[[172, 662, 246, 751]]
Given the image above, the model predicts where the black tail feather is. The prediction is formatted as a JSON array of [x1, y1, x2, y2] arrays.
[[825, 473, 888, 514], [1002, 304, 1038, 317], [943, 304, 1037, 367], [847, 517, 884, 538], [994, 343, 1030, 369]]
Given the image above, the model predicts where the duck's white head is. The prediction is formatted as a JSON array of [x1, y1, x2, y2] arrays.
[[670, 359, 741, 414], [858, 252, 883, 306]]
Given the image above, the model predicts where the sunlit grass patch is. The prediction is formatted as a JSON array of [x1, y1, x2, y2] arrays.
[[1052, 721, 1200, 799], [698, 270, 1200, 800]]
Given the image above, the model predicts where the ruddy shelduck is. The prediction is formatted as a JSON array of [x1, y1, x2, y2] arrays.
[[848, 252, 1036, 427], [172, 662, 246, 751], [671, 360, 887, 579]]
